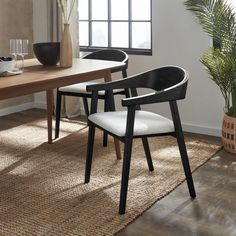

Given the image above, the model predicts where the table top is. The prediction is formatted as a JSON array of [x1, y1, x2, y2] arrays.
[[0, 58, 125, 100]]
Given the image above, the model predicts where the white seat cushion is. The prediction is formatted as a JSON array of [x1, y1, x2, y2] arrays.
[[88, 111, 175, 137], [59, 82, 124, 95]]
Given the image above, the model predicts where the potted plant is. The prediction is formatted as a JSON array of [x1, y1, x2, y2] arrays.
[[184, 0, 236, 153]]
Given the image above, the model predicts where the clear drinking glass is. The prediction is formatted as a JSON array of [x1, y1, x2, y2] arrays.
[[10, 39, 17, 67], [15, 39, 22, 70], [21, 39, 28, 71], [15, 39, 28, 71]]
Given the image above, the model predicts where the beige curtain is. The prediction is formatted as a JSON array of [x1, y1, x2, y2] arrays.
[[47, 0, 82, 118]]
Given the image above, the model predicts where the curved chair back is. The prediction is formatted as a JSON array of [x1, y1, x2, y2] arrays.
[[83, 49, 128, 76], [146, 66, 187, 90], [127, 66, 188, 101]]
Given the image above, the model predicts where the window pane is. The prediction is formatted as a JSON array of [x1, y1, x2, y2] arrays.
[[78, 0, 88, 20], [79, 0, 152, 53], [132, 0, 151, 20], [92, 0, 108, 20], [111, 0, 128, 20], [111, 22, 128, 48], [132, 22, 151, 49], [92, 22, 108, 47], [79, 22, 89, 46]]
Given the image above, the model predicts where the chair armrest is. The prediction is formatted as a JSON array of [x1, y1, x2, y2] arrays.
[[122, 85, 186, 107]]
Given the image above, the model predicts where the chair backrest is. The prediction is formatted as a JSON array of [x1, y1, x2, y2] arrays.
[[83, 49, 128, 76], [128, 66, 189, 101], [118, 66, 189, 103], [147, 66, 187, 92]]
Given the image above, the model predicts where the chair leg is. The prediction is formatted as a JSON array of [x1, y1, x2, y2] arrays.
[[103, 132, 108, 147], [170, 101, 196, 198], [119, 106, 136, 214], [176, 132, 196, 198], [85, 123, 96, 183], [119, 135, 133, 214], [55, 91, 62, 139], [142, 138, 154, 171], [103, 98, 108, 147], [82, 97, 90, 123]]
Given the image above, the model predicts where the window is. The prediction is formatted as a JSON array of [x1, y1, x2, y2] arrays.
[[78, 0, 152, 55]]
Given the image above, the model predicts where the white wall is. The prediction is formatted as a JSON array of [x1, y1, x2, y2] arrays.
[[32, 0, 49, 108], [33, 0, 48, 42], [32, 0, 224, 136], [0, 0, 34, 115], [128, 0, 224, 136]]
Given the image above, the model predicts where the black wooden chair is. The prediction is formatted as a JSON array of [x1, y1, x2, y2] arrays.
[[84, 66, 196, 214], [55, 49, 129, 144]]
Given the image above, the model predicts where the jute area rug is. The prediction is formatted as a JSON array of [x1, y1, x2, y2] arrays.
[[0, 118, 221, 236]]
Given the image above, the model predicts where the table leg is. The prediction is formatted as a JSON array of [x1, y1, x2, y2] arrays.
[[46, 89, 54, 144], [104, 70, 122, 160], [114, 139, 122, 160]]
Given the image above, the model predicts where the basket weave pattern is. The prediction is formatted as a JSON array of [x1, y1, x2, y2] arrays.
[[222, 114, 236, 153]]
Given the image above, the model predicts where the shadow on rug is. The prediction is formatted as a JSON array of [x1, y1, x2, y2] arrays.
[[0, 118, 221, 235]]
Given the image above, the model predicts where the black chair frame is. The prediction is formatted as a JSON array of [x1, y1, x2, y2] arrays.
[[84, 66, 196, 214], [55, 49, 129, 144]]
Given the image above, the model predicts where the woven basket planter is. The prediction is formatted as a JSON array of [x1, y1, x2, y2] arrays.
[[222, 114, 236, 154]]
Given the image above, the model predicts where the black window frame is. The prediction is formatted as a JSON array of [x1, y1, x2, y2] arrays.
[[79, 0, 152, 55]]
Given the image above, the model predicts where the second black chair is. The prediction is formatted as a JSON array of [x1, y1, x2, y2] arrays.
[[55, 49, 129, 142]]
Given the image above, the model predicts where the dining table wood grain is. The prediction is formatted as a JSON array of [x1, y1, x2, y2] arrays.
[[0, 58, 124, 160]]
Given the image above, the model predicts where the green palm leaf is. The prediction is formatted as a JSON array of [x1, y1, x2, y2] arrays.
[[184, 0, 236, 52], [184, 0, 236, 116]]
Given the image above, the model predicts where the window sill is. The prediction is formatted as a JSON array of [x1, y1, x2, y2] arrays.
[[80, 46, 152, 56]]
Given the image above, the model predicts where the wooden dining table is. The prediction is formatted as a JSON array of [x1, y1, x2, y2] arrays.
[[0, 58, 125, 159]]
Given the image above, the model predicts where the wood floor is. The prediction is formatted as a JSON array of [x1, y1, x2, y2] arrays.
[[0, 109, 235, 236], [117, 135, 236, 236]]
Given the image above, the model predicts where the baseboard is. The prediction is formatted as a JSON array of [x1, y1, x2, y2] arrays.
[[33, 102, 87, 117], [0, 102, 35, 117], [34, 101, 47, 110], [182, 122, 221, 137]]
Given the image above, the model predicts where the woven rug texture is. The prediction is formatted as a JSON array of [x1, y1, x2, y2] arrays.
[[0, 118, 221, 236]]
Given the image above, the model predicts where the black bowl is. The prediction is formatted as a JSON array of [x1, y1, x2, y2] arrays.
[[33, 42, 60, 66]]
